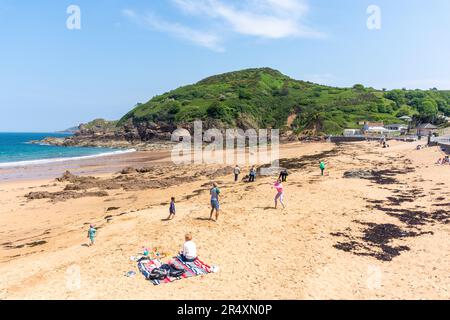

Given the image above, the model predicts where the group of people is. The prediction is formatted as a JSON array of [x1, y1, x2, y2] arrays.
[[86, 161, 328, 248], [233, 165, 257, 182], [436, 155, 450, 165]]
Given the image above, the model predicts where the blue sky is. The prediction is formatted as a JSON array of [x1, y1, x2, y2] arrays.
[[0, 0, 449, 132]]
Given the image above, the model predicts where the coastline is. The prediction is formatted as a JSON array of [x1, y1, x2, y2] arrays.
[[0, 148, 137, 169], [0, 149, 172, 183]]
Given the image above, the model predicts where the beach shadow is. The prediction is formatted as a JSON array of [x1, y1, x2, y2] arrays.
[[195, 217, 213, 221], [161, 218, 173, 222], [255, 206, 275, 211], [81, 244, 90, 247]]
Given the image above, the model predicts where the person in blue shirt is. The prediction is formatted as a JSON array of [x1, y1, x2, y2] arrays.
[[209, 183, 221, 222], [87, 224, 97, 246], [167, 197, 176, 220]]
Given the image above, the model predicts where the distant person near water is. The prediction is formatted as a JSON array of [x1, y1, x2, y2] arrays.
[[180, 233, 197, 263], [249, 166, 257, 182], [87, 224, 97, 246], [210, 183, 221, 221], [273, 179, 285, 209], [167, 197, 176, 220], [279, 169, 289, 182], [320, 161, 326, 176], [233, 165, 241, 182]]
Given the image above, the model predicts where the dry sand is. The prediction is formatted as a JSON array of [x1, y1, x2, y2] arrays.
[[0, 141, 448, 300]]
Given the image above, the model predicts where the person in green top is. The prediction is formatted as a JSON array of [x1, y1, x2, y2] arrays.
[[87, 224, 97, 246], [320, 161, 326, 176]]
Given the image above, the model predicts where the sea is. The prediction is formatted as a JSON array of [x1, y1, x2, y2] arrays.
[[0, 132, 134, 168]]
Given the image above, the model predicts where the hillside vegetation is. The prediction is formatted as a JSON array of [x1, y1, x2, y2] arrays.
[[118, 68, 450, 135]]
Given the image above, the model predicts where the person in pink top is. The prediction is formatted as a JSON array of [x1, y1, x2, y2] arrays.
[[273, 179, 285, 209]]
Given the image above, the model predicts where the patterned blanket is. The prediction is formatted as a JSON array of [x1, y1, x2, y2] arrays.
[[138, 255, 212, 286]]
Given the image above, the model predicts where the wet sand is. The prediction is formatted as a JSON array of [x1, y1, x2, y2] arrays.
[[0, 141, 448, 300], [0, 150, 172, 182]]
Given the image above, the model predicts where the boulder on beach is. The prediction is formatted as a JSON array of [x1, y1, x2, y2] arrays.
[[343, 169, 375, 179]]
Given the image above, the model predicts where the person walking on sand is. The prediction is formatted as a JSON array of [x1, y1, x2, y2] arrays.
[[320, 161, 326, 176], [87, 224, 97, 246], [249, 166, 257, 182], [210, 182, 221, 221], [273, 179, 285, 209], [180, 233, 197, 262], [233, 165, 241, 182], [279, 169, 289, 182], [167, 197, 176, 220]]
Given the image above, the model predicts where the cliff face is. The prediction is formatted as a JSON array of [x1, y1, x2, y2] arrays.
[[37, 119, 176, 150]]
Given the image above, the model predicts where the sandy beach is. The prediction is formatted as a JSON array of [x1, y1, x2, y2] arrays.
[[0, 141, 448, 300]]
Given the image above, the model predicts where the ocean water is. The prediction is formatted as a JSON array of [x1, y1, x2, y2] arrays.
[[0, 132, 134, 167]]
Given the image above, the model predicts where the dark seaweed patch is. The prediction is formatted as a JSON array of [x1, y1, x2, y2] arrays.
[[332, 222, 430, 261]]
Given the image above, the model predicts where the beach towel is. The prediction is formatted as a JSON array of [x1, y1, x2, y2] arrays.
[[170, 255, 212, 277], [137, 256, 212, 286]]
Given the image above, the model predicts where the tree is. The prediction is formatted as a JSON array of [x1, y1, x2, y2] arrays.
[[353, 84, 365, 91], [419, 99, 438, 117], [207, 102, 226, 119]]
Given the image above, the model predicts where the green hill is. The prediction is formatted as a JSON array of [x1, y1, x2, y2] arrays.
[[118, 68, 450, 135]]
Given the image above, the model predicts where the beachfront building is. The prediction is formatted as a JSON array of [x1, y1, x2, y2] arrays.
[[362, 121, 384, 131], [416, 123, 438, 137], [361, 121, 389, 135], [365, 126, 390, 135], [385, 124, 408, 134], [343, 129, 362, 136], [398, 115, 412, 122]]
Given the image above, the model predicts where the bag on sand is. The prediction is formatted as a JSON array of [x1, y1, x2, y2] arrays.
[[161, 263, 186, 277], [147, 267, 169, 280]]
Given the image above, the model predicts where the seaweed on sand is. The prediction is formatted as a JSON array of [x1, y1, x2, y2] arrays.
[[332, 222, 431, 262]]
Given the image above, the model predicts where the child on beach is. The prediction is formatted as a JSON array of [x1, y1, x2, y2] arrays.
[[167, 197, 176, 220], [180, 233, 197, 262], [320, 161, 326, 176], [273, 179, 285, 209], [87, 224, 97, 246]]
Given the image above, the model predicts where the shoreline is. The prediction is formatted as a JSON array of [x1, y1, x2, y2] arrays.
[[0, 149, 173, 183], [0, 148, 137, 169]]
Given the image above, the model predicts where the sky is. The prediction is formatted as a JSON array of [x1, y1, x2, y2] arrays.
[[0, 0, 449, 132]]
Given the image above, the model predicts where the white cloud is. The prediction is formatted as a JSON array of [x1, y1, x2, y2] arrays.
[[122, 9, 224, 52], [123, 0, 322, 52], [172, 0, 323, 39]]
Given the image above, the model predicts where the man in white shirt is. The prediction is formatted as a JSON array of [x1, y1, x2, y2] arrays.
[[233, 165, 241, 182], [181, 233, 197, 262]]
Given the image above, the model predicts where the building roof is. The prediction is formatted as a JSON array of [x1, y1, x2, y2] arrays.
[[417, 123, 438, 129], [386, 124, 407, 127], [367, 126, 389, 132]]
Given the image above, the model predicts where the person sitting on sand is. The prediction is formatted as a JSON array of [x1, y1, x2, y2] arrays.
[[249, 166, 257, 182], [273, 179, 286, 209], [180, 233, 197, 263], [167, 197, 176, 220], [444, 156, 450, 165], [320, 161, 326, 176], [210, 183, 221, 221], [233, 165, 241, 182], [87, 224, 97, 246]]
